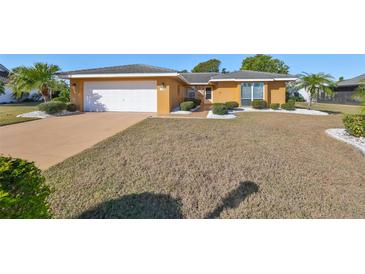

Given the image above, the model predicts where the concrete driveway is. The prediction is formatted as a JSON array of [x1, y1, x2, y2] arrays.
[[0, 112, 153, 169]]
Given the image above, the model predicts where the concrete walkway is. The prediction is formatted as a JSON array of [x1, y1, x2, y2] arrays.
[[0, 112, 153, 169]]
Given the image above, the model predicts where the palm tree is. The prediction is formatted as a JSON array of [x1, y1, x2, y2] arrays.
[[353, 80, 365, 113], [7, 63, 60, 102], [293, 72, 335, 109]]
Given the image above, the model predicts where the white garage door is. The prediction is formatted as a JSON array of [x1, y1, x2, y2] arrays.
[[84, 81, 157, 112]]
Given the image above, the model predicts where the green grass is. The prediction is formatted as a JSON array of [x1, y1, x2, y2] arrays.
[[0, 102, 40, 126], [296, 102, 363, 114], [44, 113, 365, 219]]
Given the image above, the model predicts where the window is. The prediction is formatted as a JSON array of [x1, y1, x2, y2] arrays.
[[240, 83, 264, 106], [187, 88, 195, 98], [205, 87, 212, 100]]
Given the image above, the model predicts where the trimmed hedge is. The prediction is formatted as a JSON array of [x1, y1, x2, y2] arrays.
[[0, 156, 51, 218], [225, 101, 239, 110], [66, 103, 77, 112], [180, 101, 195, 111], [281, 103, 295, 111], [38, 101, 66, 114], [184, 98, 201, 107], [251, 99, 267, 109], [52, 97, 69, 103], [270, 103, 280, 110], [212, 103, 228, 115], [281, 99, 295, 111], [343, 114, 365, 137]]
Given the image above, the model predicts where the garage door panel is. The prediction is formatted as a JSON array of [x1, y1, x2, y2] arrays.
[[84, 81, 157, 112]]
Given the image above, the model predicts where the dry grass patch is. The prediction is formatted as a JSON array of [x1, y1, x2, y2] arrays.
[[44, 113, 365, 218]]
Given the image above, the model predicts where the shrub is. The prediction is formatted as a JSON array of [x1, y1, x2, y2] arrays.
[[212, 103, 228, 115], [343, 114, 365, 137], [66, 103, 77, 112], [180, 101, 195, 111], [0, 156, 52, 218], [52, 96, 69, 103], [38, 101, 66, 114], [251, 99, 267, 109], [225, 101, 239, 110], [281, 103, 295, 110], [270, 103, 280, 110], [281, 99, 295, 111], [287, 99, 296, 105], [184, 98, 201, 107]]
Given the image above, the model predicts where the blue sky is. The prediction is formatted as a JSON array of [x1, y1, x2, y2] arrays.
[[0, 54, 364, 80]]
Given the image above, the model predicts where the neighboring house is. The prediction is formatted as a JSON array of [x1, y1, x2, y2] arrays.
[[0, 64, 13, 103], [58, 64, 297, 114], [317, 73, 365, 105], [0, 64, 39, 103]]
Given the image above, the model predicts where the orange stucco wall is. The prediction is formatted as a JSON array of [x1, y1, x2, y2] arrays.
[[268, 81, 286, 105], [211, 81, 287, 106], [212, 82, 240, 104], [70, 77, 187, 114]]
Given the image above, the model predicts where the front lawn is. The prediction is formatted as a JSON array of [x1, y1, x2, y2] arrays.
[[44, 113, 365, 218], [295, 102, 363, 114], [0, 102, 40, 126]]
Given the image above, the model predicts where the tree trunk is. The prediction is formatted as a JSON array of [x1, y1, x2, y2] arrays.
[[308, 95, 312, 110], [40, 84, 50, 102]]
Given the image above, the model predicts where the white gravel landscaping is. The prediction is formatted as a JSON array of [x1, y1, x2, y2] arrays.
[[233, 107, 328, 116], [326, 128, 365, 155], [17, 110, 80, 119], [207, 110, 237, 119], [170, 105, 200, 115]]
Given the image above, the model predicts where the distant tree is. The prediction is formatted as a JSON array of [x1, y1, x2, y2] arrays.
[[293, 72, 335, 109], [7, 63, 61, 102], [338, 76, 345, 82], [178, 69, 189, 73], [192, 59, 221, 73], [353, 80, 365, 113], [221, 68, 229, 74], [51, 79, 70, 100], [0, 80, 4, 95], [241, 54, 289, 74]]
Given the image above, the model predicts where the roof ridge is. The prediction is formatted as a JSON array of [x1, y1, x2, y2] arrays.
[[0, 64, 9, 72]]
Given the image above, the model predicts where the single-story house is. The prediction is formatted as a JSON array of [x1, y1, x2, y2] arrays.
[[58, 64, 297, 114], [318, 73, 365, 105]]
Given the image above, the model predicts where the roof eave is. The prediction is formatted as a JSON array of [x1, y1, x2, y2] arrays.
[[209, 77, 297, 82], [59, 72, 181, 79]]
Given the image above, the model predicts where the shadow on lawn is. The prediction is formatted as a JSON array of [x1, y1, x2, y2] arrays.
[[206, 181, 259, 219], [78, 192, 183, 219], [78, 181, 259, 219]]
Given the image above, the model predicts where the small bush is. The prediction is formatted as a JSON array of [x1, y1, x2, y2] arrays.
[[343, 114, 365, 137], [52, 96, 69, 103], [184, 98, 201, 107], [270, 103, 280, 110], [225, 101, 239, 110], [180, 101, 195, 111], [287, 99, 296, 105], [38, 101, 66, 114], [212, 103, 228, 115], [251, 99, 267, 109], [0, 156, 52, 218], [281, 103, 295, 111], [66, 103, 77, 112]]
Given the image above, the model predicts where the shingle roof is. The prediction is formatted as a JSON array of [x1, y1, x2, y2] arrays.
[[58, 64, 177, 76], [211, 70, 296, 80], [180, 72, 219, 84], [337, 73, 365, 87]]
